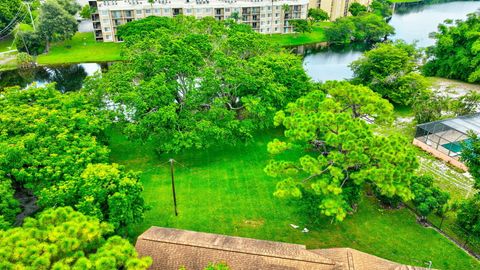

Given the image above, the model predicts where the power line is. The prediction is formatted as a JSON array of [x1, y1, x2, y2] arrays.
[[0, 5, 25, 35], [0, 12, 27, 39]]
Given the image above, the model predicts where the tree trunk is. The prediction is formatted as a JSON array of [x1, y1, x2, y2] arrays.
[[45, 38, 50, 53]]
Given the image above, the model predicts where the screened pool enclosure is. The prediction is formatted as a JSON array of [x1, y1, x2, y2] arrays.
[[413, 113, 480, 171]]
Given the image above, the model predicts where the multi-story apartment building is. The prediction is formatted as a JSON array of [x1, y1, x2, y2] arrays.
[[309, 0, 372, 20], [89, 0, 309, 42]]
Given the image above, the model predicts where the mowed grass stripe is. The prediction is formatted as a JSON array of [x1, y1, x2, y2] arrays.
[[107, 127, 479, 270]]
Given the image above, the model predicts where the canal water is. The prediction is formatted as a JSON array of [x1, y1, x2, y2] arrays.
[[304, 0, 480, 82], [1, 1, 479, 91], [0, 63, 107, 92]]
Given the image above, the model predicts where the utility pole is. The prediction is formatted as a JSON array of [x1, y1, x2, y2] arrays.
[[169, 159, 178, 216], [24, 2, 35, 31]]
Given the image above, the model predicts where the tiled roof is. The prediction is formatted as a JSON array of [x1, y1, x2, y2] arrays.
[[135, 227, 431, 270]]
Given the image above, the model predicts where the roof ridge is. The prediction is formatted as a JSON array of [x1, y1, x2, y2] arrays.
[[139, 227, 337, 265]]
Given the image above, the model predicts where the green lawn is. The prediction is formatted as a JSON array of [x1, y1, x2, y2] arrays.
[[0, 35, 16, 52], [37, 32, 124, 65], [267, 22, 330, 47], [107, 127, 478, 270]]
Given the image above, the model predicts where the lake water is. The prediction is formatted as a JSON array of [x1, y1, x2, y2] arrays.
[[1, 1, 479, 90], [0, 63, 107, 92], [304, 0, 480, 82]]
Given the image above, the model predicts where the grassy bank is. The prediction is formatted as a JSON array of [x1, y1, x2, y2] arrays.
[[37, 32, 124, 65], [267, 22, 330, 47], [0, 36, 15, 52], [0, 26, 331, 69], [107, 127, 479, 270]]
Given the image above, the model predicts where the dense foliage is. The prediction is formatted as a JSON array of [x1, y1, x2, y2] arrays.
[[325, 13, 394, 45], [37, 0, 78, 51], [370, 0, 393, 19], [0, 0, 24, 30], [15, 30, 45, 55], [87, 16, 313, 153], [423, 13, 480, 83], [290, 19, 311, 33], [462, 133, 480, 189], [349, 2, 367, 16], [0, 85, 146, 230], [307, 8, 329, 23], [55, 0, 81, 16], [0, 207, 152, 269], [457, 194, 480, 238], [410, 175, 450, 221], [0, 178, 19, 230], [265, 81, 418, 221], [413, 90, 480, 124], [350, 41, 429, 105]]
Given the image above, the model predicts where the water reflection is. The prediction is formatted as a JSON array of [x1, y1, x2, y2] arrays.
[[302, 0, 480, 82], [301, 44, 369, 82], [390, 1, 480, 47], [0, 63, 107, 92]]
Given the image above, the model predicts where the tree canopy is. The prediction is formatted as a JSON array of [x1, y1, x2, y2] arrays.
[[423, 13, 480, 83], [350, 41, 429, 105], [325, 13, 394, 44], [0, 0, 24, 30], [307, 8, 329, 23], [38, 0, 78, 51], [86, 16, 313, 153], [0, 85, 146, 230], [461, 133, 480, 190], [410, 175, 450, 221], [265, 81, 417, 221], [56, 0, 81, 16], [0, 207, 152, 269], [349, 2, 367, 16], [370, 0, 393, 19]]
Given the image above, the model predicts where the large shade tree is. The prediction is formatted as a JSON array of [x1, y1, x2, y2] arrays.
[[0, 207, 152, 269], [85, 16, 313, 153], [38, 0, 78, 52], [265, 82, 418, 221], [350, 41, 429, 105], [325, 13, 394, 44]]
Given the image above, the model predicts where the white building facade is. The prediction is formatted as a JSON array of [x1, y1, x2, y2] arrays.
[[309, 0, 373, 20], [89, 0, 309, 42], [88, 0, 373, 42]]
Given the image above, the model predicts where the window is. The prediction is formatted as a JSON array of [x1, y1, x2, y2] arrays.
[[106, 35, 111, 40], [136, 10, 143, 15], [275, 13, 279, 17], [225, 8, 230, 12], [186, 9, 192, 14], [164, 8, 171, 13], [205, 8, 211, 13], [102, 19, 109, 24], [101, 10, 108, 15], [196, 8, 202, 13], [275, 27, 278, 31], [154, 9, 160, 14], [104, 27, 111, 32], [112, 11, 121, 18], [145, 9, 151, 14]]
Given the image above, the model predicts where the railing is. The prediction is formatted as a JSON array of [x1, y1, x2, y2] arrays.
[[404, 203, 480, 259]]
